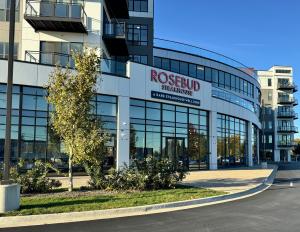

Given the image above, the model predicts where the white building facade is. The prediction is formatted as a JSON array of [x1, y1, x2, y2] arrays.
[[0, 0, 261, 170], [258, 66, 298, 162]]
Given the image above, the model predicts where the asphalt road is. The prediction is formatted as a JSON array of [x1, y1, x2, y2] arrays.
[[3, 164, 300, 232]]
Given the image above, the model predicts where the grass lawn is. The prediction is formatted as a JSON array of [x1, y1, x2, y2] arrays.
[[2, 187, 225, 217]]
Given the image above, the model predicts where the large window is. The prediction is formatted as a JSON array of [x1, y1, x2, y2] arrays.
[[0, 0, 20, 22], [153, 56, 255, 99], [217, 114, 248, 167], [128, 0, 148, 12], [0, 84, 117, 170], [130, 99, 209, 170], [0, 42, 18, 59], [127, 24, 148, 46]]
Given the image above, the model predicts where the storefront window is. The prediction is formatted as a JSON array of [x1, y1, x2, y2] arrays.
[[0, 84, 117, 170], [130, 99, 209, 170], [217, 114, 248, 168]]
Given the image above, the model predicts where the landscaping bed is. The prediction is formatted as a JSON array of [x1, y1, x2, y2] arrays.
[[2, 187, 225, 217]]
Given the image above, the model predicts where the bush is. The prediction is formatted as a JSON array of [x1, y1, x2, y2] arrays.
[[86, 157, 188, 191], [10, 159, 62, 194]]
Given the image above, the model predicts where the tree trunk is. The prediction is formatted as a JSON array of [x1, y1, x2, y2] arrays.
[[68, 152, 73, 192]]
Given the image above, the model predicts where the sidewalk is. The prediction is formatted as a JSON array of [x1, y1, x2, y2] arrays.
[[183, 166, 273, 194], [54, 166, 273, 194]]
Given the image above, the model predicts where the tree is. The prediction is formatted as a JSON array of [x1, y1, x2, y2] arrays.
[[46, 49, 108, 191]]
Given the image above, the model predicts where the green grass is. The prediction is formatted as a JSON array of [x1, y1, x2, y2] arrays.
[[2, 187, 225, 217]]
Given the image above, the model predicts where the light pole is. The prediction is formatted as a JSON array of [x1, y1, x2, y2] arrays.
[[2, 0, 16, 184], [0, 0, 19, 214]]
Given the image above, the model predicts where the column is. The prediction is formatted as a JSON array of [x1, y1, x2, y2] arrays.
[[116, 96, 130, 170], [209, 111, 218, 170], [247, 121, 253, 167]]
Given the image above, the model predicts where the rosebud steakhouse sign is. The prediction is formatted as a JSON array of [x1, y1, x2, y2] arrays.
[[151, 69, 200, 96], [150, 69, 201, 106]]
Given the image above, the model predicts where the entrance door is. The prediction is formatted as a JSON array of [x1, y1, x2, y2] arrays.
[[165, 137, 187, 167]]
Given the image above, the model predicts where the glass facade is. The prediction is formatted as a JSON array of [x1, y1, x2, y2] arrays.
[[130, 99, 209, 170], [217, 114, 248, 167], [252, 125, 258, 165], [0, 84, 117, 170], [0, 42, 18, 59], [154, 56, 257, 100]]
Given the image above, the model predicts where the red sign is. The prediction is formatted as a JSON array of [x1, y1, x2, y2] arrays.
[[151, 69, 200, 96]]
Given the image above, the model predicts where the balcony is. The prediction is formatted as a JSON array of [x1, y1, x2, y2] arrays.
[[277, 82, 298, 92], [24, 0, 87, 33], [25, 51, 128, 77], [104, 0, 129, 19], [102, 22, 128, 56], [277, 141, 296, 148], [277, 126, 298, 133], [277, 111, 297, 119], [277, 97, 297, 105]]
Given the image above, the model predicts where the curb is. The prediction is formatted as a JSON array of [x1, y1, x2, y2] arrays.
[[0, 165, 278, 228]]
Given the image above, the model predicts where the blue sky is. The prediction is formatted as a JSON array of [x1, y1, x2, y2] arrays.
[[154, 0, 300, 138]]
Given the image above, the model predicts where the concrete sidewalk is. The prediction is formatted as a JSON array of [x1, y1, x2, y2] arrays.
[[55, 166, 273, 194], [183, 167, 273, 194]]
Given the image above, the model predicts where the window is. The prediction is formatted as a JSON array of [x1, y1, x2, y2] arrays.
[[267, 91, 272, 101], [205, 67, 212, 82], [268, 135, 273, 144], [196, 65, 204, 80], [129, 0, 148, 12], [0, 42, 18, 59], [268, 79, 272, 86], [218, 71, 225, 88], [180, 62, 189, 76], [170, 60, 179, 73], [268, 121, 272, 129], [129, 55, 148, 65], [0, 0, 20, 22], [212, 69, 218, 86], [276, 69, 291, 74], [127, 24, 148, 46], [225, 73, 231, 89]]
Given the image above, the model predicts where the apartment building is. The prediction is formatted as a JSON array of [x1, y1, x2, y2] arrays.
[[258, 66, 298, 162]]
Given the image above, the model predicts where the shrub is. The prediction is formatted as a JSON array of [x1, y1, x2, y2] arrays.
[[86, 156, 188, 191], [10, 159, 62, 194], [83, 162, 106, 190]]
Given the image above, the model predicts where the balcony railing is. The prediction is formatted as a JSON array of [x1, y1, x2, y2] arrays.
[[102, 22, 128, 56], [277, 126, 298, 133], [277, 82, 298, 92], [277, 141, 296, 147], [103, 22, 126, 38], [24, 0, 87, 33], [277, 111, 297, 118], [25, 51, 127, 77], [277, 96, 297, 105]]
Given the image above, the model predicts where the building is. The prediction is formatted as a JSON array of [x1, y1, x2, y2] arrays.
[[0, 0, 261, 171], [258, 66, 298, 162]]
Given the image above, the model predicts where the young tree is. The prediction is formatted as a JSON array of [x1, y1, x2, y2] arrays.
[[46, 49, 108, 191]]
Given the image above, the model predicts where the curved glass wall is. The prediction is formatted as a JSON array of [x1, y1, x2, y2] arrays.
[[130, 99, 209, 170], [217, 114, 248, 167], [154, 56, 259, 102]]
